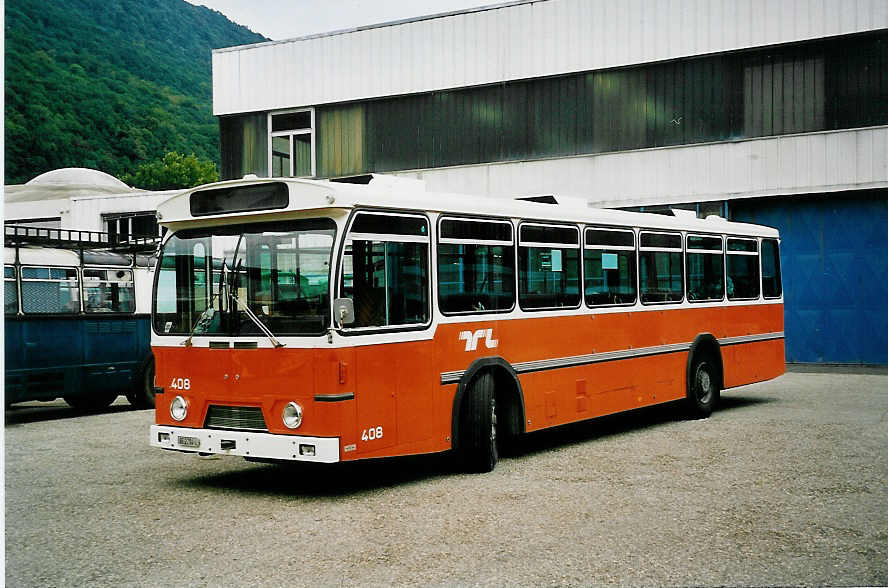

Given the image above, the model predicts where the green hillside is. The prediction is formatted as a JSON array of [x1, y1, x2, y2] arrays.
[[4, 0, 267, 185]]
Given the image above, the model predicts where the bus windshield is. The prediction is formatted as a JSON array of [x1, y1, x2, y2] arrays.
[[153, 218, 336, 337]]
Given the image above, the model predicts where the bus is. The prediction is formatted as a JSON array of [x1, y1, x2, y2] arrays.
[[5, 226, 157, 409], [149, 176, 784, 472]]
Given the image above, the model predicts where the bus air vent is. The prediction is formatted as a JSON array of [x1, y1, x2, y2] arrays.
[[204, 405, 268, 431]]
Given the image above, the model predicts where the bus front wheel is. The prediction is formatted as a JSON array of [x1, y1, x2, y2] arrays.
[[459, 372, 499, 473], [687, 355, 719, 418]]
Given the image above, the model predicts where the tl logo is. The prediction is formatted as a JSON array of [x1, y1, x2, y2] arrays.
[[458, 329, 499, 352]]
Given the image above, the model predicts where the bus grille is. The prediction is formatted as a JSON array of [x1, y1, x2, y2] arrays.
[[204, 405, 267, 431]]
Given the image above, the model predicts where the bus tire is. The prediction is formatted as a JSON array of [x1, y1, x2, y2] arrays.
[[686, 354, 719, 418], [459, 371, 498, 473], [126, 356, 156, 409], [64, 391, 118, 411]]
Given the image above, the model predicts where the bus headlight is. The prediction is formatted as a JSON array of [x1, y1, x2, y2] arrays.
[[170, 395, 188, 421], [282, 402, 303, 429]]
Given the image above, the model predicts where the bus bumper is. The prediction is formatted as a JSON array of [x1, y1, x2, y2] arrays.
[[149, 425, 340, 463]]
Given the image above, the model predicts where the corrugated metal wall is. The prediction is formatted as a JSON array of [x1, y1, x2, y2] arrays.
[[212, 0, 888, 115], [731, 190, 888, 364], [308, 33, 886, 179]]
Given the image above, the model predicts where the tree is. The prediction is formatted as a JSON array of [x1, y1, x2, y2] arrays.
[[122, 151, 219, 190]]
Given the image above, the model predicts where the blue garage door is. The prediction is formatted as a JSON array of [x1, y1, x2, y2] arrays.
[[731, 191, 887, 364]]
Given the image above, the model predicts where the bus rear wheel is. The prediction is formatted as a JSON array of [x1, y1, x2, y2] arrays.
[[126, 356, 156, 409], [687, 355, 719, 418], [459, 371, 498, 473]]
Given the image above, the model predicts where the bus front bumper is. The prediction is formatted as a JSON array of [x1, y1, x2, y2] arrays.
[[150, 425, 340, 463]]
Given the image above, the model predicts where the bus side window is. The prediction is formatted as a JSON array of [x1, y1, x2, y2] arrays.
[[342, 212, 430, 329], [5, 265, 18, 314], [639, 232, 683, 304], [83, 268, 136, 313], [518, 223, 581, 310], [761, 239, 782, 298], [584, 227, 636, 306], [438, 217, 514, 314], [20, 266, 80, 314], [686, 235, 724, 302], [726, 238, 760, 300]]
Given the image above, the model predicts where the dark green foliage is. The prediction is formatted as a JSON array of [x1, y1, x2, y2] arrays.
[[122, 151, 219, 190], [5, 0, 266, 185]]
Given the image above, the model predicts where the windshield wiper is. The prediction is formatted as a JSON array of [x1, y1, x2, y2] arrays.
[[228, 289, 285, 348], [181, 261, 228, 347]]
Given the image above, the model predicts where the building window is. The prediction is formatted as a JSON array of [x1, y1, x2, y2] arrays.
[[269, 109, 314, 178], [104, 212, 160, 244]]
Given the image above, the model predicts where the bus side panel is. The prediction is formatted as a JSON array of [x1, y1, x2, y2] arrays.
[[81, 315, 147, 395], [723, 339, 786, 388], [435, 302, 785, 436], [352, 340, 437, 457], [5, 316, 82, 403]]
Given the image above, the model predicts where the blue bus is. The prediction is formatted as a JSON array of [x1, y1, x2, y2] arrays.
[[4, 228, 156, 409]]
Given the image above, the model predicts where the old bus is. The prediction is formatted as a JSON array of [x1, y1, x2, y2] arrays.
[[149, 176, 784, 472], [5, 227, 157, 409]]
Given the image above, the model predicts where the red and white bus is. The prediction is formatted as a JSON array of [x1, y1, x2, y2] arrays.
[[149, 175, 784, 472]]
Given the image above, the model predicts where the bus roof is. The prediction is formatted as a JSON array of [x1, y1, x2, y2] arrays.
[[156, 175, 779, 238]]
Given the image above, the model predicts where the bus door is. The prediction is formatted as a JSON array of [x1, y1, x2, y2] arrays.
[[341, 211, 434, 454]]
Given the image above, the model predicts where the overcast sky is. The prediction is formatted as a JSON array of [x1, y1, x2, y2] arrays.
[[184, 0, 493, 41]]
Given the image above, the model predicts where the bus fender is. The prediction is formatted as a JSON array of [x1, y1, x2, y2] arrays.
[[686, 333, 723, 391], [451, 356, 525, 451]]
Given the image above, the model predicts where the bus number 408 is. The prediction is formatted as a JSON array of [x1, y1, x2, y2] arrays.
[[361, 426, 383, 442]]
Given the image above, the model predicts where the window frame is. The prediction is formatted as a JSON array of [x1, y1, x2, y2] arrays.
[[5, 264, 20, 315], [268, 108, 316, 178], [726, 237, 761, 301], [760, 238, 783, 300], [82, 267, 137, 314], [517, 221, 582, 312], [437, 215, 516, 316], [684, 233, 725, 303], [19, 264, 81, 315], [583, 226, 637, 308], [638, 230, 685, 305], [338, 209, 432, 334]]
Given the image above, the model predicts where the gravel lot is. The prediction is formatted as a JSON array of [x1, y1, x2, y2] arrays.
[[5, 370, 887, 587]]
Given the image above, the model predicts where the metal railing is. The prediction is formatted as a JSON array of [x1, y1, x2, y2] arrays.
[[4, 225, 160, 252]]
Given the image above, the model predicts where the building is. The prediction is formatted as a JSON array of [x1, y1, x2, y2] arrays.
[[5, 168, 177, 242], [211, 0, 887, 364]]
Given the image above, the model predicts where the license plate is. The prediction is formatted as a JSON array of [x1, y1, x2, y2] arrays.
[[177, 436, 201, 449]]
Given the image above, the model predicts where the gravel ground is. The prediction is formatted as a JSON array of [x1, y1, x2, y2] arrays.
[[5, 370, 887, 587]]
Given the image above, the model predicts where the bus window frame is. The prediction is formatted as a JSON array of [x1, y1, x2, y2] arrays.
[[5, 264, 21, 315], [638, 230, 684, 306], [726, 237, 761, 301], [19, 264, 82, 315], [685, 233, 725, 304], [436, 214, 516, 317], [760, 237, 783, 300], [337, 209, 433, 335], [583, 226, 637, 308], [517, 221, 582, 312]]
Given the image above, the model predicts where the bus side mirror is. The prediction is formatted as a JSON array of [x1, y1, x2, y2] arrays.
[[333, 297, 355, 327]]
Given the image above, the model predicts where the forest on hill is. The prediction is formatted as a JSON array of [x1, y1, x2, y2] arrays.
[[5, 0, 267, 185]]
